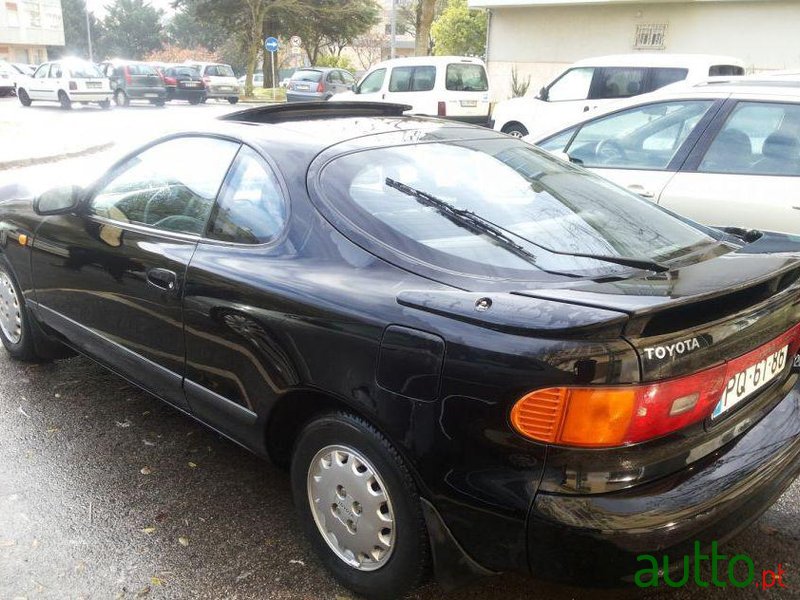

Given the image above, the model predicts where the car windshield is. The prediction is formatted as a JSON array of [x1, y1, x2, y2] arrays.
[[206, 64, 234, 77], [65, 62, 103, 78], [319, 138, 716, 280], [292, 70, 323, 82]]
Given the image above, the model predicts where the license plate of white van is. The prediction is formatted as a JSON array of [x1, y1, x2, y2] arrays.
[[460, 100, 477, 107]]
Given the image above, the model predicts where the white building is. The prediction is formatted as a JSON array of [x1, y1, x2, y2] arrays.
[[0, 0, 64, 64], [470, 0, 800, 100]]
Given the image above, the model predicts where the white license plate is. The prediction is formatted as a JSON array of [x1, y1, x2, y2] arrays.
[[460, 100, 477, 107], [145, 93, 158, 97], [86, 82, 101, 89], [184, 82, 198, 87], [712, 345, 788, 418]]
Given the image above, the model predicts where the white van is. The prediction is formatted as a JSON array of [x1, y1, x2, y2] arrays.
[[492, 54, 745, 138], [332, 56, 491, 125]]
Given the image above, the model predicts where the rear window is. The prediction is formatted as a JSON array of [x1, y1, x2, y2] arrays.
[[445, 63, 488, 92], [205, 64, 235, 77], [127, 64, 157, 76], [389, 66, 436, 92], [650, 67, 689, 90], [318, 138, 713, 280], [291, 69, 323, 82], [172, 67, 197, 77], [65, 62, 103, 79], [709, 65, 745, 77]]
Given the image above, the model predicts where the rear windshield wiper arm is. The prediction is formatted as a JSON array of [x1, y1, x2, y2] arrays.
[[385, 178, 669, 274], [385, 177, 543, 269]]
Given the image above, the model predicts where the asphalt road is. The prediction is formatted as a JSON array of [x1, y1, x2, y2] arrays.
[[0, 95, 798, 600]]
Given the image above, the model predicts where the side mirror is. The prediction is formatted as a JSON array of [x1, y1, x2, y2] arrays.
[[33, 185, 82, 216], [538, 86, 549, 101], [551, 151, 583, 166]]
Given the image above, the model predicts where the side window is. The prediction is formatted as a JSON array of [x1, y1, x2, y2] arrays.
[[699, 102, 800, 176], [709, 65, 745, 77], [389, 66, 435, 92], [33, 64, 48, 78], [358, 68, 386, 94], [342, 71, 355, 86], [565, 100, 714, 169], [591, 67, 647, 100], [410, 66, 435, 91], [327, 70, 343, 84], [49, 63, 62, 78], [546, 67, 594, 102], [208, 146, 287, 244], [90, 137, 240, 235], [537, 127, 577, 153], [649, 68, 688, 91]]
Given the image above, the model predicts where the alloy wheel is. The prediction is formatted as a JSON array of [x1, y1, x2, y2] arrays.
[[0, 271, 22, 344]]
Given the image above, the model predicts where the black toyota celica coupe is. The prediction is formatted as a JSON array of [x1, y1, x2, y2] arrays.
[[1, 103, 799, 598]]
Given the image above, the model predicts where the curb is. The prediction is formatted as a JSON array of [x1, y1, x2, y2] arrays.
[[0, 141, 116, 171]]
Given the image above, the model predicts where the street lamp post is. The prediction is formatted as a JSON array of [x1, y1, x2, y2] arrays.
[[389, 0, 396, 59]]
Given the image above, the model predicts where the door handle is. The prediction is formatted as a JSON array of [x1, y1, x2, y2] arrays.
[[583, 105, 590, 112], [146, 268, 177, 291], [627, 185, 655, 199]]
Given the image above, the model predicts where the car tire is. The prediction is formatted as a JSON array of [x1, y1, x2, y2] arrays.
[[502, 122, 529, 138], [99, 99, 111, 110], [291, 412, 429, 600], [0, 258, 44, 362], [151, 99, 166, 107], [58, 90, 72, 110], [200, 95, 207, 104], [188, 97, 201, 105], [114, 89, 129, 107], [227, 97, 239, 104], [17, 88, 31, 106]]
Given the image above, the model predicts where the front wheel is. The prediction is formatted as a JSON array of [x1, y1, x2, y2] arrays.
[[291, 413, 429, 599], [0, 259, 43, 361], [17, 88, 32, 106], [98, 99, 111, 110], [188, 96, 201, 105], [502, 122, 529, 138], [114, 89, 129, 107], [227, 96, 239, 104], [58, 90, 72, 110]]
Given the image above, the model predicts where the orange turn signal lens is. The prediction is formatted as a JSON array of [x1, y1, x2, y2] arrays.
[[18, 233, 28, 246], [511, 387, 636, 447]]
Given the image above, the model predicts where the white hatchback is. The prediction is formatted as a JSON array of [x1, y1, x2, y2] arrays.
[[493, 54, 745, 139], [332, 56, 491, 125], [17, 60, 112, 109], [529, 76, 800, 235]]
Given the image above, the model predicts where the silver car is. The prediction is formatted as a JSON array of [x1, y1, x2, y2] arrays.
[[285, 68, 355, 102]]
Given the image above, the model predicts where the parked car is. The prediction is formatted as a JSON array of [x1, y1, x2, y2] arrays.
[[238, 72, 264, 87], [0, 61, 16, 96], [100, 60, 167, 107], [13, 63, 36, 77], [493, 53, 746, 138], [334, 56, 491, 125], [2, 101, 800, 599], [285, 67, 355, 102], [186, 62, 240, 103], [160, 65, 205, 104], [16, 59, 112, 109], [529, 76, 800, 235]]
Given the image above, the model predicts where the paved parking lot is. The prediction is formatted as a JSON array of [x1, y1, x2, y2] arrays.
[[0, 95, 798, 600]]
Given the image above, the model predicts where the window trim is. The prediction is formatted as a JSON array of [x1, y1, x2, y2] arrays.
[[683, 98, 800, 178], [537, 97, 725, 173]]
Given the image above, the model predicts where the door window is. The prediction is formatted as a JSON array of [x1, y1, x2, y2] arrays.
[[389, 66, 435, 92], [358, 68, 386, 94], [565, 100, 714, 169], [48, 63, 62, 78], [33, 64, 48, 78], [90, 137, 240, 235], [649, 68, 688, 91], [327, 70, 343, 84], [546, 67, 593, 102], [699, 102, 800, 175], [342, 71, 355, 86], [591, 67, 647, 100], [207, 146, 287, 244]]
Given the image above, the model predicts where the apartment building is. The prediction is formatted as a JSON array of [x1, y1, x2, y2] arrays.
[[0, 0, 64, 64]]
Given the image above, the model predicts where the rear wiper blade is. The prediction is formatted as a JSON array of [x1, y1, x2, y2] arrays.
[[385, 177, 542, 269], [385, 178, 670, 274]]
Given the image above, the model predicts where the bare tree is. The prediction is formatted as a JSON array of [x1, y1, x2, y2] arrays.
[[353, 32, 384, 70]]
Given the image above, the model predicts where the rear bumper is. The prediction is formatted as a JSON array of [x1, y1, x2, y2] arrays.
[[526, 378, 800, 585], [125, 87, 166, 100], [66, 91, 112, 102], [169, 87, 205, 99], [205, 86, 239, 98], [286, 91, 326, 102]]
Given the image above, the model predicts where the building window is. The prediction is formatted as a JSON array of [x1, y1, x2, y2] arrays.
[[634, 24, 667, 50], [23, 0, 41, 28], [6, 2, 19, 26]]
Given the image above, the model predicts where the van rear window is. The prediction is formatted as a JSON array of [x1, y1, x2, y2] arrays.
[[709, 65, 745, 77], [445, 63, 488, 92]]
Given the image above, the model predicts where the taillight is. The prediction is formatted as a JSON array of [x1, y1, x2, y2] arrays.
[[164, 76, 176, 85], [316, 81, 324, 93], [68, 81, 77, 91], [124, 66, 132, 84], [437, 101, 446, 116], [203, 77, 211, 85], [511, 323, 800, 447]]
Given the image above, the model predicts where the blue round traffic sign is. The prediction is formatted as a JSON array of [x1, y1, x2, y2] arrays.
[[265, 37, 279, 52]]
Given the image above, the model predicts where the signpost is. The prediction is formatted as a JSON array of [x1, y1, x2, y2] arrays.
[[264, 36, 279, 101]]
